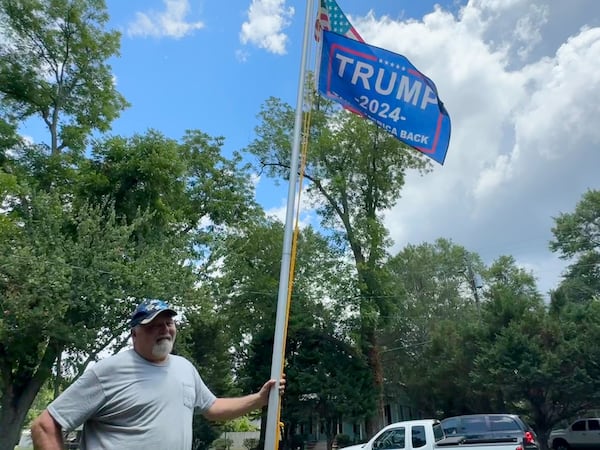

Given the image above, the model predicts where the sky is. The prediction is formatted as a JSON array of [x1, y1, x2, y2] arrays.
[[21, 0, 600, 298]]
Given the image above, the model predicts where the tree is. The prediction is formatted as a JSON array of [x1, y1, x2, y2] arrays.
[[0, 3, 129, 444], [207, 218, 353, 362], [0, 0, 128, 155], [80, 130, 259, 239], [473, 299, 600, 450], [400, 313, 484, 417], [471, 257, 600, 450], [382, 239, 485, 416], [384, 239, 483, 351], [0, 127, 259, 446], [0, 187, 194, 448], [0, 2, 261, 443], [207, 218, 366, 449], [246, 90, 431, 434], [283, 328, 375, 450], [550, 189, 600, 309]]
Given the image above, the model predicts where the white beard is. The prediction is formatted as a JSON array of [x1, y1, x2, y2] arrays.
[[152, 338, 173, 359]]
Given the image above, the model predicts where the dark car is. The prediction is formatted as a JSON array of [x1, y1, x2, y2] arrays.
[[441, 414, 539, 449]]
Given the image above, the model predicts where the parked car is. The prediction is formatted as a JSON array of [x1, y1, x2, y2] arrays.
[[339, 418, 531, 450], [440, 414, 538, 450], [548, 418, 600, 450], [63, 428, 82, 450]]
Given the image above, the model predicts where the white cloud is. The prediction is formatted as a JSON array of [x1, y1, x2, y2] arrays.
[[235, 49, 250, 63], [344, 0, 600, 297], [266, 185, 315, 229], [240, 0, 294, 55], [127, 0, 204, 39]]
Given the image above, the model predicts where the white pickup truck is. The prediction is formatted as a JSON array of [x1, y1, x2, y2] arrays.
[[340, 419, 529, 450]]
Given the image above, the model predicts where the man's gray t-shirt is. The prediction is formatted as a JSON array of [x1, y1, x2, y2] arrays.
[[48, 349, 217, 450]]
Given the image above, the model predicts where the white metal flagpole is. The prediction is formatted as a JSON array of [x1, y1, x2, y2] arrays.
[[263, 1, 315, 449]]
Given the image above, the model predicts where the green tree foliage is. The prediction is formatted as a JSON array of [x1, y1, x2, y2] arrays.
[[24, 383, 54, 427], [473, 298, 600, 450], [383, 228, 600, 450], [207, 218, 371, 448], [408, 316, 485, 417], [384, 239, 482, 348], [208, 219, 352, 359], [383, 239, 484, 416], [0, 3, 127, 444], [176, 311, 239, 450], [550, 189, 600, 309], [0, 0, 128, 154], [0, 2, 259, 445], [0, 186, 192, 448], [81, 130, 259, 239], [246, 90, 431, 433], [283, 328, 375, 450]]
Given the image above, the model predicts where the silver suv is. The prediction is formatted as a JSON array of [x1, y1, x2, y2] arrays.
[[548, 418, 600, 450]]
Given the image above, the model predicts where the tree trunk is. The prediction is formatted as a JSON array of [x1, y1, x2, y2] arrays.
[[536, 429, 550, 450], [363, 329, 384, 438], [0, 380, 42, 450], [0, 342, 58, 450]]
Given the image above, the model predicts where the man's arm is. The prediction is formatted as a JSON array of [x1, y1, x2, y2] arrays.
[[31, 410, 64, 450], [204, 378, 284, 421]]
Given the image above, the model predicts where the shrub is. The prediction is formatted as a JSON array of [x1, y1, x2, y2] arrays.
[[336, 434, 352, 448], [243, 438, 259, 450], [212, 437, 233, 450]]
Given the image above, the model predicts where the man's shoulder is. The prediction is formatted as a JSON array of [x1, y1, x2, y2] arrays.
[[169, 353, 195, 368], [169, 354, 201, 378], [90, 349, 136, 372]]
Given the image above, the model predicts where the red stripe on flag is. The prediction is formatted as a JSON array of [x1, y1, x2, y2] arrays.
[[349, 27, 364, 42]]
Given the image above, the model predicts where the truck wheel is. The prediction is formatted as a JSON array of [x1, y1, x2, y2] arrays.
[[552, 440, 569, 450]]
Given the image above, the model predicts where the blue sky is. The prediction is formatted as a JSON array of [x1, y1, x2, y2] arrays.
[[100, 0, 461, 163], [19, 0, 600, 297]]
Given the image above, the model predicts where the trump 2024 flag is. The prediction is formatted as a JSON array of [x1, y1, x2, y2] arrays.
[[318, 30, 451, 165]]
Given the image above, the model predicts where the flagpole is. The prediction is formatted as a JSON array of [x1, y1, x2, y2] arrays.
[[264, 1, 314, 450]]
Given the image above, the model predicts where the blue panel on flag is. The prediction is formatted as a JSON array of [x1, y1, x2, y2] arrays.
[[318, 30, 451, 165]]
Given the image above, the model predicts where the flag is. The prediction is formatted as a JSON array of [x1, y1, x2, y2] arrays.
[[314, 0, 364, 114], [318, 30, 451, 165], [315, 0, 363, 43]]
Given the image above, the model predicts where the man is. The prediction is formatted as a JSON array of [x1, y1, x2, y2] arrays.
[[31, 299, 285, 450]]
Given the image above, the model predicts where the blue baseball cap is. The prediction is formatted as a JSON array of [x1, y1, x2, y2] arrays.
[[130, 299, 177, 328]]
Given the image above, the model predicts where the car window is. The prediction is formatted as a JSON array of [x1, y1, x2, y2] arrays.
[[572, 421, 586, 431], [460, 417, 489, 434], [588, 420, 600, 431], [433, 424, 445, 442], [374, 428, 405, 449], [489, 416, 521, 432], [412, 426, 426, 448], [442, 418, 459, 435]]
